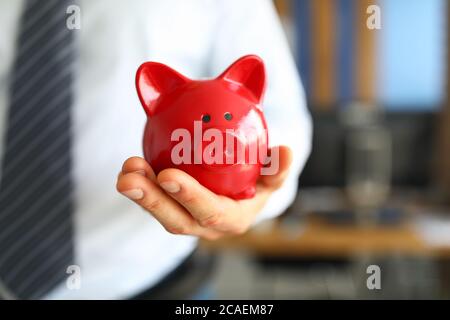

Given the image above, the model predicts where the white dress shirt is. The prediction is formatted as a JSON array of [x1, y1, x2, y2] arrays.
[[0, 0, 312, 299]]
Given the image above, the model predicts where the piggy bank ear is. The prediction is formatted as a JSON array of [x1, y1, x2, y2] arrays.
[[218, 55, 266, 104], [136, 62, 190, 116]]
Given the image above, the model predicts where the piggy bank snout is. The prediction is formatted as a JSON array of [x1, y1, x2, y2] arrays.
[[199, 130, 246, 167]]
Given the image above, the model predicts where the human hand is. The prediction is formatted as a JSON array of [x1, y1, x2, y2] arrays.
[[116, 146, 292, 240]]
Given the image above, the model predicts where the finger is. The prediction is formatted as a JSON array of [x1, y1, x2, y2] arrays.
[[121, 156, 156, 181], [116, 172, 202, 236], [259, 145, 292, 190], [157, 168, 237, 231]]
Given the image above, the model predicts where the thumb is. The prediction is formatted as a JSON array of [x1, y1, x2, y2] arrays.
[[259, 145, 293, 190]]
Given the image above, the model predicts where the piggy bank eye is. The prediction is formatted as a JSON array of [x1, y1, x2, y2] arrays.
[[201, 114, 211, 123], [224, 112, 233, 121]]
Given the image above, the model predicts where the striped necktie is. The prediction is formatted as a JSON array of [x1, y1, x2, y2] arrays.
[[0, 0, 75, 299]]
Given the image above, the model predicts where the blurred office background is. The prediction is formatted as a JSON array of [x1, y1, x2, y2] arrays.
[[201, 0, 450, 299]]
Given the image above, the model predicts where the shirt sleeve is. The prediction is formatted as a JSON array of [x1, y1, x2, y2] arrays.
[[208, 0, 313, 223]]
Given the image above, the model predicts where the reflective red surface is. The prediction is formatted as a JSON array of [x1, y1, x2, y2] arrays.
[[135, 55, 268, 199]]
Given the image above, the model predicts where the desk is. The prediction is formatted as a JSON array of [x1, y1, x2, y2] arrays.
[[202, 188, 450, 258], [201, 216, 450, 258]]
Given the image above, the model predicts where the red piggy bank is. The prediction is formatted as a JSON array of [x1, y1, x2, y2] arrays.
[[135, 55, 269, 199]]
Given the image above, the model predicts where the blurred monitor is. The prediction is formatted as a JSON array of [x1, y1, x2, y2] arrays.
[[299, 110, 436, 188]]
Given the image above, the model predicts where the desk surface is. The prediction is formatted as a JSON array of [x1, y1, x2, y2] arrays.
[[201, 217, 450, 258]]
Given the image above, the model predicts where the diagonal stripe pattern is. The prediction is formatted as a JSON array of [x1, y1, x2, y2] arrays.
[[0, 0, 75, 299]]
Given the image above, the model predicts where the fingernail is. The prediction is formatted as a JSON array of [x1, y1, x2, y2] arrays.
[[121, 188, 144, 200], [160, 181, 180, 193]]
